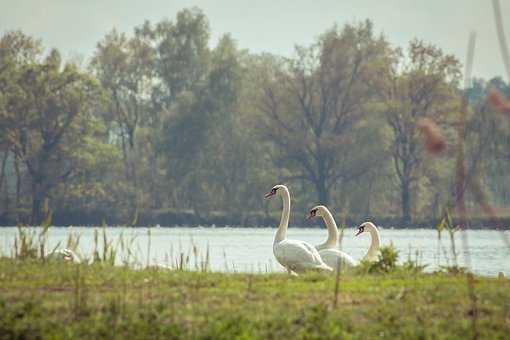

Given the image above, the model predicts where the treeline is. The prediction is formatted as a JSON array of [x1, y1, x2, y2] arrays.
[[1, 8, 509, 226]]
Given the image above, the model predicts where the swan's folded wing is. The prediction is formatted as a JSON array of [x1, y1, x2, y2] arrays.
[[276, 239, 326, 266], [300, 241, 324, 263], [319, 248, 357, 267]]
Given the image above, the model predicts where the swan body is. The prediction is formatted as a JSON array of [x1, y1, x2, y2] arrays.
[[273, 239, 332, 273], [308, 205, 356, 269], [265, 185, 332, 274], [317, 248, 356, 269], [48, 248, 81, 263], [356, 221, 381, 262]]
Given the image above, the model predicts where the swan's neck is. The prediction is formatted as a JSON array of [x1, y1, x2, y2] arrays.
[[364, 225, 381, 261], [316, 209, 338, 250], [274, 189, 290, 244]]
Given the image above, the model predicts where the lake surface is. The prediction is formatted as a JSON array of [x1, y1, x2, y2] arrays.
[[1, 226, 509, 276]]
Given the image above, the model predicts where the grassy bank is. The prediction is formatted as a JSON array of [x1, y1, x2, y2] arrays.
[[0, 259, 509, 339]]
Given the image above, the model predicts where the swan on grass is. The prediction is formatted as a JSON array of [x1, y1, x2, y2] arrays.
[[308, 205, 356, 270], [47, 248, 81, 263], [265, 185, 332, 275], [355, 221, 381, 262]]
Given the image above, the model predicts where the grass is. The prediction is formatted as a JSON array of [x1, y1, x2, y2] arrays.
[[0, 258, 509, 339]]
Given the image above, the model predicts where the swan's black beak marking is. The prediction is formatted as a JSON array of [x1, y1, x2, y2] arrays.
[[307, 209, 317, 219], [355, 226, 364, 236], [264, 188, 277, 199]]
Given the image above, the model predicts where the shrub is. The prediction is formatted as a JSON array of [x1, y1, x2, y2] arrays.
[[357, 244, 399, 274]]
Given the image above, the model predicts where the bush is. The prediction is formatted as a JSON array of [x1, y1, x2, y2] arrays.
[[357, 245, 399, 274]]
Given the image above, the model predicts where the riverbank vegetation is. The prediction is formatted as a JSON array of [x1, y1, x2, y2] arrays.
[[2, 222, 508, 338], [0, 257, 508, 339], [1, 7, 510, 227]]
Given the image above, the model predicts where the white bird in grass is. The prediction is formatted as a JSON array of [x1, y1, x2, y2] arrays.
[[48, 248, 81, 263], [265, 185, 332, 275], [355, 221, 381, 262], [307, 205, 356, 270]]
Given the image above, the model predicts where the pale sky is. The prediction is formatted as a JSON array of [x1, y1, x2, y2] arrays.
[[0, 0, 508, 80]]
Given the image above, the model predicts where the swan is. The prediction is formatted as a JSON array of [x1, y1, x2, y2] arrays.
[[47, 248, 81, 263], [355, 221, 381, 262], [308, 205, 356, 270], [265, 185, 332, 274]]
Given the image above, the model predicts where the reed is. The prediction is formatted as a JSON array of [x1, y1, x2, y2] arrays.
[[1, 258, 506, 339]]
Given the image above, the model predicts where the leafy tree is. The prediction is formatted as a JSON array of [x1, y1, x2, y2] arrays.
[[256, 21, 391, 205], [465, 78, 510, 207], [0, 31, 42, 215], [381, 40, 461, 222], [160, 34, 251, 217], [153, 7, 210, 103], [0, 34, 106, 223], [91, 27, 155, 211]]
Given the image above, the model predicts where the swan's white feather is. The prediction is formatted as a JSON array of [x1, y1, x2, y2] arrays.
[[48, 248, 80, 263], [274, 239, 332, 272], [310, 205, 356, 270], [318, 248, 357, 269]]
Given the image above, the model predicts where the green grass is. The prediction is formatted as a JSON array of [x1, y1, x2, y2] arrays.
[[0, 258, 509, 339]]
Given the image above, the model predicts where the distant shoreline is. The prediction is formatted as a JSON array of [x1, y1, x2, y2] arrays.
[[0, 225, 508, 230], [1, 211, 509, 230]]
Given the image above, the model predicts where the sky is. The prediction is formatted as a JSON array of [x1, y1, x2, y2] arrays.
[[0, 0, 508, 81]]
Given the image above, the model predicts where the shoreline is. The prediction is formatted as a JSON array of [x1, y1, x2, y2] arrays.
[[1, 222, 509, 230]]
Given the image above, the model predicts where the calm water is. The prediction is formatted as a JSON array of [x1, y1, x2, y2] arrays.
[[1, 226, 509, 276]]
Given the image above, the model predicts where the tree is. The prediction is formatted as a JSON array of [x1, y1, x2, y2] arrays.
[[153, 7, 210, 104], [381, 40, 461, 223], [0, 31, 43, 216], [256, 21, 391, 205], [0, 35, 105, 223], [465, 77, 510, 207], [160, 34, 248, 217], [91, 27, 155, 211]]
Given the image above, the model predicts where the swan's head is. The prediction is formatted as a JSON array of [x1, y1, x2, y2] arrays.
[[264, 184, 287, 199], [356, 221, 376, 236], [307, 205, 328, 219]]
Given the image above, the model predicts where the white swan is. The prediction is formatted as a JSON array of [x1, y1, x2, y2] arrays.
[[265, 185, 332, 274], [355, 221, 381, 262], [308, 205, 356, 270], [48, 248, 81, 263]]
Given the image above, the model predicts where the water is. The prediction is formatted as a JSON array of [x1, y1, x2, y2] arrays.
[[1, 226, 509, 276]]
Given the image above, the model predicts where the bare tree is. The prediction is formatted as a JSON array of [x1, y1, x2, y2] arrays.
[[257, 21, 390, 204], [382, 40, 461, 223]]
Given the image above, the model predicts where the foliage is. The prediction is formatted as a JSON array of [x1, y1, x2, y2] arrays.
[[255, 21, 391, 205], [0, 32, 108, 224], [0, 259, 508, 339], [0, 8, 509, 226], [358, 244, 399, 273], [13, 205, 56, 260], [436, 206, 461, 266], [380, 40, 461, 223]]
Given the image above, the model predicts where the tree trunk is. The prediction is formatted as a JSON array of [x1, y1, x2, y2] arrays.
[[120, 130, 130, 181], [366, 176, 373, 216], [149, 149, 160, 209], [401, 179, 412, 224], [14, 155, 21, 221], [431, 192, 440, 220], [0, 151, 9, 215], [315, 178, 330, 205], [0, 151, 8, 194], [315, 153, 330, 205], [30, 180, 44, 225]]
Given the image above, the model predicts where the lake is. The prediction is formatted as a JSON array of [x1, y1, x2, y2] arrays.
[[1, 226, 509, 276]]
